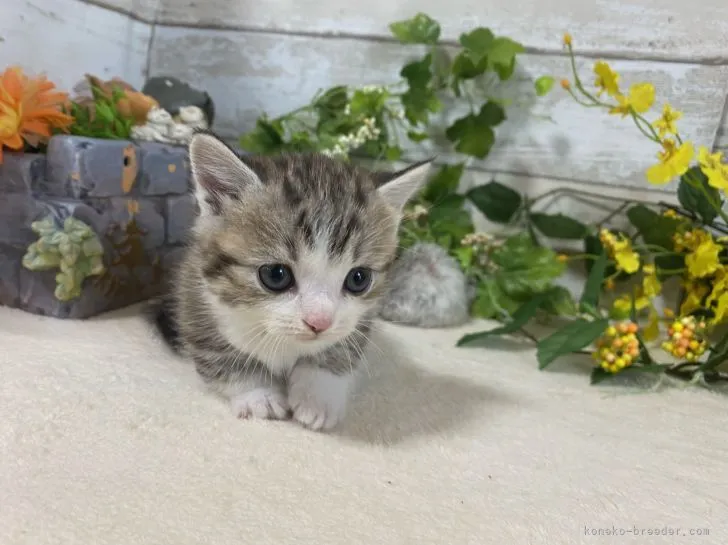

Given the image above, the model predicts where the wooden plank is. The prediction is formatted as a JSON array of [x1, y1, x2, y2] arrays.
[[153, 0, 728, 61], [715, 98, 728, 153], [78, 0, 161, 22], [150, 27, 728, 190], [0, 0, 152, 91]]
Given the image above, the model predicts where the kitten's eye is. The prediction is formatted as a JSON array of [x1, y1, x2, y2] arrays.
[[343, 267, 372, 295], [258, 264, 295, 292]]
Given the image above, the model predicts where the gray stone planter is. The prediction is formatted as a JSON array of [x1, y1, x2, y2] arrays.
[[0, 135, 197, 319]]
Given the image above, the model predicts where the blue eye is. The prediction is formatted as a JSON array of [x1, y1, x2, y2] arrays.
[[343, 267, 372, 295], [258, 264, 295, 292]]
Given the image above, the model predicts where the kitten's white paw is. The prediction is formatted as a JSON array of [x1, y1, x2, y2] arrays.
[[230, 388, 290, 420], [287, 366, 354, 431]]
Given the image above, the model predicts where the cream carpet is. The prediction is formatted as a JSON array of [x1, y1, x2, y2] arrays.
[[1, 304, 726, 545]]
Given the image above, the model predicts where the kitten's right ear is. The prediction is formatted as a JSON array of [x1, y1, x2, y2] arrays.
[[188, 132, 262, 216]]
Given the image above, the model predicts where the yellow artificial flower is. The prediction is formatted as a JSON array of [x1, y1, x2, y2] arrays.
[[685, 236, 722, 278], [599, 229, 640, 274], [609, 82, 655, 116], [713, 292, 728, 324], [652, 104, 682, 138], [674, 227, 710, 253], [680, 281, 709, 316], [642, 264, 661, 297], [646, 139, 695, 185], [643, 309, 660, 342], [612, 294, 650, 318], [697, 146, 728, 191], [707, 267, 728, 304], [612, 238, 641, 274], [593, 61, 620, 97]]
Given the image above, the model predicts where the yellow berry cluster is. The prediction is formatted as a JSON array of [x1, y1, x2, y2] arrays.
[[661, 316, 707, 361], [594, 321, 640, 373]]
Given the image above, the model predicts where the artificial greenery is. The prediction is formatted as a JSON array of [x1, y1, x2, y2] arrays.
[[239, 15, 728, 388], [458, 34, 728, 387], [22, 216, 106, 301], [62, 82, 135, 140]]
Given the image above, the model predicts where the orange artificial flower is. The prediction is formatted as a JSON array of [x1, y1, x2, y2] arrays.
[[0, 66, 73, 163]]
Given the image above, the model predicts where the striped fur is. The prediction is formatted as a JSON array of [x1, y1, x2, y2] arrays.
[[152, 132, 432, 430]]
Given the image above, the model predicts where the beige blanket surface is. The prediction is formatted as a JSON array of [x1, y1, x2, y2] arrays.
[[1, 304, 726, 545]]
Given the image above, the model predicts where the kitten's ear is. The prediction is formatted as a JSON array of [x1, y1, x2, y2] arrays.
[[188, 132, 262, 216], [375, 159, 435, 212]]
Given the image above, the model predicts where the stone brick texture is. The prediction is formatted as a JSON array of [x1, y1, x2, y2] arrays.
[[0, 135, 197, 319]]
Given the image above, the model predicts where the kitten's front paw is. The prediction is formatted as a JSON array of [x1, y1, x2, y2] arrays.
[[230, 387, 291, 420], [287, 366, 352, 431]]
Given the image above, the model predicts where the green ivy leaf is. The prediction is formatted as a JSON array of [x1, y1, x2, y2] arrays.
[[459, 27, 495, 65], [534, 76, 555, 96], [239, 117, 285, 154], [453, 246, 474, 270], [422, 163, 464, 203], [450, 52, 488, 96], [491, 232, 566, 298], [466, 181, 521, 223], [385, 146, 403, 161], [537, 318, 608, 369], [389, 13, 441, 45], [445, 101, 505, 158], [626, 205, 681, 250], [401, 54, 432, 87], [580, 248, 608, 312], [400, 54, 441, 125], [486, 37, 525, 80], [541, 286, 578, 316], [529, 213, 588, 239], [314, 85, 349, 124], [406, 130, 429, 142], [677, 166, 722, 224], [457, 290, 551, 346], [427, 195, 474, 245], [469, 278, 521, 319], [626, 204, 684, 278]]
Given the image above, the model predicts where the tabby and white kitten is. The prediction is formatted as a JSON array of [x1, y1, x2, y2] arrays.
[[154, 132, 432, 431]]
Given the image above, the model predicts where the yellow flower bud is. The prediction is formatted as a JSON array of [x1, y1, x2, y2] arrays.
[[606, 326, 617, 337], [560, 79, 571, 90], [557, 254, 568, 263], [686, 352, 695, 361], [673, 323, 683, 333], [563, 32, 573, 46], [663, 308, 675, 318]]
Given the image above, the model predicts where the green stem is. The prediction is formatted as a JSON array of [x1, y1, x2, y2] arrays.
[[566, 44, 600, 105], [630, 111, 661, 143], [631, 111, 661, 142]]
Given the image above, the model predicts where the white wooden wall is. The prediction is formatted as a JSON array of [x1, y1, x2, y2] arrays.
[[3, 0, 728, 220]]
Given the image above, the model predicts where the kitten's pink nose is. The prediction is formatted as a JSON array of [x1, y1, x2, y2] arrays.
[[303, 313, 333, 334]]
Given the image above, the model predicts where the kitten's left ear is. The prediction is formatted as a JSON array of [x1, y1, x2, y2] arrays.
[[375, 159, 435, 212], [188, 132, 263, 216]]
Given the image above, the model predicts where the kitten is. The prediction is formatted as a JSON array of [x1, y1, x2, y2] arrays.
[[153, 131, 432, 431]]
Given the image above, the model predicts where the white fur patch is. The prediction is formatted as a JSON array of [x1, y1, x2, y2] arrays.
[[230, 387, 290, 420], [287, 365, 356, 431]]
